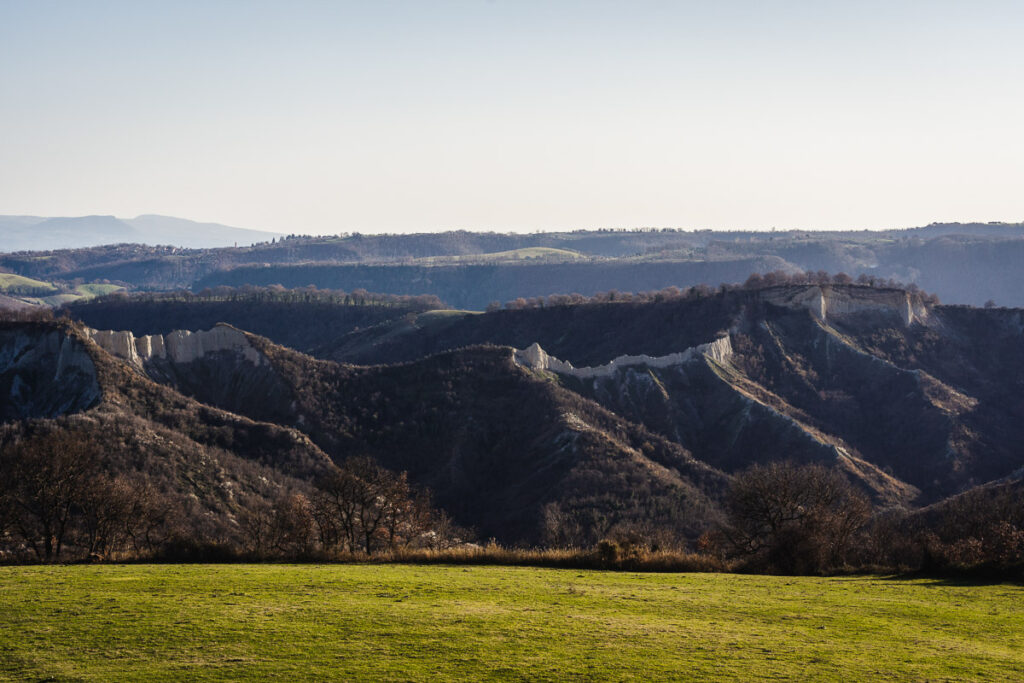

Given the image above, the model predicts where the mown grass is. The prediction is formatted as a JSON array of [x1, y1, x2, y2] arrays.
[[1, 564, 1021, 681]]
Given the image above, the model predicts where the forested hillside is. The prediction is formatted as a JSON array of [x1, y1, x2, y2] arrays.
[[5, 222, 1024, 307]]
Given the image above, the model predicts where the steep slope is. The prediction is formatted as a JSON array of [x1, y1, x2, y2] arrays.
[[18, 283, 1024, 547], [516, 334, 917, 507], [319, 284, 1024, 504], [66, 293, 440, 354], [825, 304, 1024, 492], [321, 284, 925, 366], [0, 325, 101, 421], [321, 294, 746, 366], [87, 324, 730, 545], [570, 288, 1024, 503], [0, 321, 335, 545]]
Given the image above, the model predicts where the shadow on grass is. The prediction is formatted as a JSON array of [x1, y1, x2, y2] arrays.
[[880, 566, 1024, 587]]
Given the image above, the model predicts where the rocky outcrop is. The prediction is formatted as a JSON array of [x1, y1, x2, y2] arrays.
[[85, 324, 266, 369], [0, 327, 101, 420], [514, 336, 732, 379], [758, 285, 929, 326]]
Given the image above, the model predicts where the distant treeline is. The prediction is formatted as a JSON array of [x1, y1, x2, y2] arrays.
[[63, 285, 443, 351], [493, 270, 941, 311], [191, 258, 792, 310], [91, 284, 444, 309], [6, 224, 1024, 305]]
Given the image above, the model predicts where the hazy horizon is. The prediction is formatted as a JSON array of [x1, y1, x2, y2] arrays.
[[7, 212, 1021, 240], [3, 1, 1023, 234]]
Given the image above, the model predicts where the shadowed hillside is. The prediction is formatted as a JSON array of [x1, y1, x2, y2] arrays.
[[0, 320, 335, 552], [65, 288, 442, 354], [316, 284, 1024, 505], [8, 223, 1024, 306], [6, 282, 1024, 562], [84, 323, 729, 545], [190, 257, 793, 310]]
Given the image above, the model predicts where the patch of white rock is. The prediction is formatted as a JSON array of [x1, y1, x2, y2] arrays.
[[85, 324, 266, 369], [757, 285, 929, 326], [514, 336, 733, 379]]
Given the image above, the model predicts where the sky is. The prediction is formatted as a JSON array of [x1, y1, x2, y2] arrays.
[[2, 0, 1023, 235]]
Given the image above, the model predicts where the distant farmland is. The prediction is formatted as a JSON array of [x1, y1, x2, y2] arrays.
[[1, 565, 1022, 681]]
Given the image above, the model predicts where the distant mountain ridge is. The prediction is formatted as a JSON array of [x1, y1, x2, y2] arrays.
[[0, 214, 283, 251]]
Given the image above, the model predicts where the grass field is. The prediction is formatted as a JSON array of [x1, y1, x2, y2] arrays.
[[0, 273, 57, 294], [1, 564, 1022, 681], [415, 247, 587, 265], [7, 281, 126, 307], [73, 283, 125, 297]]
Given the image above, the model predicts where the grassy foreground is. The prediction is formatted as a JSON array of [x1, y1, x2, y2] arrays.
[[1, 565, 1022, 681]]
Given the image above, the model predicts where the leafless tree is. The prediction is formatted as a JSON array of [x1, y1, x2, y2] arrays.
[[272, 492, 316, 556], [120, 480, 176, 555], [76, 476, 134, 557], [722, 461, 871, 573], [0, 431, 104, 561], [312, 457, 449, 555]]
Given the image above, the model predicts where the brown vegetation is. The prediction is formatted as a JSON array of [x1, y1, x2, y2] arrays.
[[496, 270, 940, 311], [716, 461, 871, 574], [4, 283, 1024, 577], [0, 430, 175, 561]]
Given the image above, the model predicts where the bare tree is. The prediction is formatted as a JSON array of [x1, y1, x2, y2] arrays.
[[272, 492, 316, 556], [347, 458, 392, 554], [121, 480, 176, 555], [76, 476, 134, 557], [723, 461, 871, 573], [0, 488, 13, 544], [313, 467, 363, 552], [0, 431, 104, 561], [238, 498, 275, 557], [313, 457, 447, 555]]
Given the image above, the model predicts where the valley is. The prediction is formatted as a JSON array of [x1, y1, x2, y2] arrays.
[[2, 278, 1022, 571]]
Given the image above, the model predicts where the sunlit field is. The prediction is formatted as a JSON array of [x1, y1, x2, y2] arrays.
[[1, 564, 1022, 681]]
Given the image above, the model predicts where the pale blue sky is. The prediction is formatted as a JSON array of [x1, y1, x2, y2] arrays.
[[2, 1, 1023, 233]]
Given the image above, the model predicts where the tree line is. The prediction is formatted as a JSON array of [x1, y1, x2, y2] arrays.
[[491, 270, 941, 312], [0, 431, 172, 562], [238, 456, 465, 559], [0, 431, 464, 563], [1, 431, 1019, 575], [704, 461, 1022, 576], [80, 284, 444, 310]]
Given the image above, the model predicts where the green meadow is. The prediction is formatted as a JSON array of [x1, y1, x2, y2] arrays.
[[414, 247, 587, 264], [0, 564, 1021, 681], [0, 273, 58, 294], [0, 276, 124, 307]]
